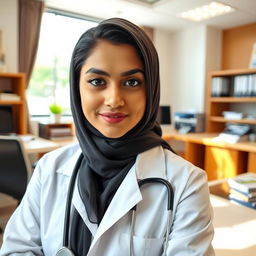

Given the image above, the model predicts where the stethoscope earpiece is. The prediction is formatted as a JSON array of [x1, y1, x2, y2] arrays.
[[56, 247, 76, 256]]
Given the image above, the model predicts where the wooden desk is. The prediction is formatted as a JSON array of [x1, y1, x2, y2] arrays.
[[22, 136, 59, 154], [22, 136, 77, 154], [162, 131, 256, 180]]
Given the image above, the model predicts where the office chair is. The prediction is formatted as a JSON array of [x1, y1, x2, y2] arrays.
[[0, 135, 32, 233]]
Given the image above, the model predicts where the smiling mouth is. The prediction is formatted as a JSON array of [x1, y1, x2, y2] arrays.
[[99, 112, 128, 124]]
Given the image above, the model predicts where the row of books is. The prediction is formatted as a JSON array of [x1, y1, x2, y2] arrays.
[[227, 173, 256, 209], [233, 75, 256, 97], [211, 74, 256, 97]]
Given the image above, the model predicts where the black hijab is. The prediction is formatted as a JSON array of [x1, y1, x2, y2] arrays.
[[69, 18, 172, 254]]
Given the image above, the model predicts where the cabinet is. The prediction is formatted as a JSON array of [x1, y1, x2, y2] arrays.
[[0, 73, 27, 134], [206, 68, 256, 133]]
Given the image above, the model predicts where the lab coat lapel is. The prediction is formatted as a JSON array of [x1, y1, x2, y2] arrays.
[[89, 146, 167, 250], [90, 164, 142, 249], [72, 178, 98, 236]]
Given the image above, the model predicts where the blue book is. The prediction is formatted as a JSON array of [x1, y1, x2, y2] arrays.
[[229, 196, 256, 209], [230, 188, 256, 200]]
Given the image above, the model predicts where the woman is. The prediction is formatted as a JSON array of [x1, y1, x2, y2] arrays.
[[0, 18, 214, 255]]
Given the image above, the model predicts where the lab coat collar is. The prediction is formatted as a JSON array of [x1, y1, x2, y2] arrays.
[[136, 146, 166, 180], [56, 144, 166, 179], [56, 144, 81, 177]]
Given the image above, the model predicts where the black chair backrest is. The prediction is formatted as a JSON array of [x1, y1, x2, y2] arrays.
[[0, 135, 31, 201]]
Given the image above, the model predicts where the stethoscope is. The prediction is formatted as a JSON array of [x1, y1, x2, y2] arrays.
[[56, 154, 174, 256]]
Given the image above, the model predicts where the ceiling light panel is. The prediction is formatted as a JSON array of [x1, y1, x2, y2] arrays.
[[178, 1, 235, 22]]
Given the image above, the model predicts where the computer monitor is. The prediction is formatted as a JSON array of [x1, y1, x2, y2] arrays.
[[157, 105, 171, 124], [0, 106, 15, 134]]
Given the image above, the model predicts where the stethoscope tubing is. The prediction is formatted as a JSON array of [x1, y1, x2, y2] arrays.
[[129, 178, 174, 256], [56, 154, 84, 256]]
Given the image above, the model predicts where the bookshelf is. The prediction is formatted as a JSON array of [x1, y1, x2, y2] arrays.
[[203, 68, 256, 179], [0, 72, 27, 134], [206, 68, 256, 132]]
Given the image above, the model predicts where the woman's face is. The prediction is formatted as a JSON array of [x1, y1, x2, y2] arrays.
[[79, 40, 146, 138]]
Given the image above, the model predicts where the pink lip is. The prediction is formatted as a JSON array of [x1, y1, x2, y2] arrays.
[[99, 112, 127, 124]]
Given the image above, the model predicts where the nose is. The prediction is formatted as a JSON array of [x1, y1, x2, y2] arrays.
[[104, 84, 125, 108]]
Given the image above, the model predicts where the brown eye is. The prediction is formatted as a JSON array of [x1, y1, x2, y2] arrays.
[[88, 78, 106, 87], [124, 79, 141, 87]]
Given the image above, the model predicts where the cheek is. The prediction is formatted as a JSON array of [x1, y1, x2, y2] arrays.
[[130, 91, 146, 116], [80, 89, 97, 116]]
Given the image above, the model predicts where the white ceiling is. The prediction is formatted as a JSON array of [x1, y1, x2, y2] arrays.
[[45, 0, 256, 32]]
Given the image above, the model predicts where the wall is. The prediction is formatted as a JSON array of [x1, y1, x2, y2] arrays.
[[222, 23, 256, 69], [154, 29, 172, 106], [0, 0, 18, 72], [155, 25, 222, 123], [204, 26, 222, 110]]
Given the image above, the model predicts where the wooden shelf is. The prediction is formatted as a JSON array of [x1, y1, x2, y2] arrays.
[[0, 73, 27, 134], [210, 116, 256, 124], [210, 97, 256, 103], [209, 68, 256, 77], [206, 68, 256, 132], [0, 100, 24, 105], [201, 68, 256, 179]]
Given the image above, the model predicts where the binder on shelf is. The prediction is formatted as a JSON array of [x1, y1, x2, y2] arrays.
[[233, 74, 256, 97], [211, 77, 230, 97]]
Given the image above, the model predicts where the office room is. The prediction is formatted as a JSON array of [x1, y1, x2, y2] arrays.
[[0, 0, 256, 255]]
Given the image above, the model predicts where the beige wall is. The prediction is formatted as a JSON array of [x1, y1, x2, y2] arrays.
[[0, 0, 18, 72], [155, 25, 222, 121]]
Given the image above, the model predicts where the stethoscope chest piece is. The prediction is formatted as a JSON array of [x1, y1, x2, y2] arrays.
[[56, 247, 75, 256]]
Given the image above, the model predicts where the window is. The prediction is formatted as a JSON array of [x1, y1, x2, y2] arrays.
[[27, 11, 99, 116]]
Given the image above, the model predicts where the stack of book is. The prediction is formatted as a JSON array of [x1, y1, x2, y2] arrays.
[[227, 173, 256, 209], [48, 127, 73, 140], [213, 123, 251, 144]]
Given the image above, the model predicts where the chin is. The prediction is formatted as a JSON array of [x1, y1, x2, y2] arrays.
[[100, 129, 127, 139]]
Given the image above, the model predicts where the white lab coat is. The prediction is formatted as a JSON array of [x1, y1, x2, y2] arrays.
[[0, 144, 215, 256]]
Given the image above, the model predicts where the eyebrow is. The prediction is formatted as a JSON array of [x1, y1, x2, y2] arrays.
[[85, 68, 144, 77]]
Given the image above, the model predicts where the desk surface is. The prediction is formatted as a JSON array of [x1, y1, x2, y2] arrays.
[[22, 136, 77, 154], [210, 194, 256, 256], [162, 130, 256, 153]]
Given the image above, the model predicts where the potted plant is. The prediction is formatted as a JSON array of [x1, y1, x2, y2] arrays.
[[49, 103, 63, 123]]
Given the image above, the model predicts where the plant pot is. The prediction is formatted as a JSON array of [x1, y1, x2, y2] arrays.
[[51, 114, 61, 123]]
